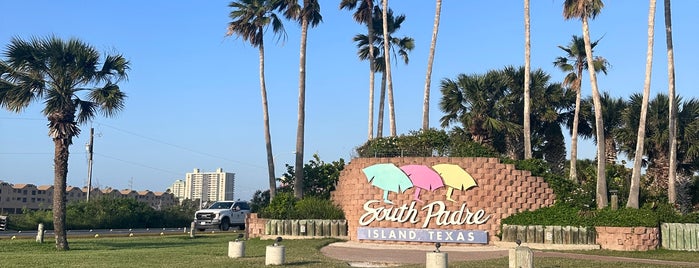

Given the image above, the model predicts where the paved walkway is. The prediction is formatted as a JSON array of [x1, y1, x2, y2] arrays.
[[320, 241, 699, 267]]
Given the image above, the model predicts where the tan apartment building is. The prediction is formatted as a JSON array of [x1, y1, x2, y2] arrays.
[[0, 181, 177, 214]]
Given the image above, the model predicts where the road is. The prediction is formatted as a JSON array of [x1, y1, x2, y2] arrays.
[[0, 227, 243, 239]]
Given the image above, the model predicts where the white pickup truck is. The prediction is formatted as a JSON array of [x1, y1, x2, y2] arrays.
[[194, 201, 250, 231]]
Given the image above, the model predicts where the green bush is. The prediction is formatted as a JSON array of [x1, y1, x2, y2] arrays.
[[259, 193, 345, 220], [294, 197, 344, 220], [502, 203, 699, 228], [260, 192, 296, 219], [7, 198, 194, 231]]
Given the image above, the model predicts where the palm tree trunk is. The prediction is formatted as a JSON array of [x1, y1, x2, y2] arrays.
[[665, 0, 677, 205], [523, 0, 532, 159], [377, 72, 387, 138], [259, 40, 277, 200], [294, 15, 309, 199], [53, 137, 70, 250], [570, 75, 583, 183], [582, 17, 608, 209], [628, 0, 656, 209], [605, 137, 617, 164], [382, 0, 396, 136], [367, 1, 376, 140], [422, 0, 442, 131]]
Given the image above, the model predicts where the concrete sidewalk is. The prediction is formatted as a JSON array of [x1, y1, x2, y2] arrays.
[[320, 241, 699, 267]]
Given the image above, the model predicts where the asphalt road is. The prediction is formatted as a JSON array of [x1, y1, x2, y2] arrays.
[[0, 227, 243, 239]]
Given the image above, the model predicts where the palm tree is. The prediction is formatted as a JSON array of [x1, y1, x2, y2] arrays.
[[563, 0, 608, 209], [340, 0, 376, 140], [664, 0, 678, 205], [277, 0, 322, 199], [500, 66, 573, 168], [227, 0, 286, 200], [421, 0, 442, 131], [553, 35, 609, 183], [0, 36, 129, 250], [582, 92, 627, 164], [618, 94, 699, 201], [381, 0, 397, 136], [354, 7, 413, 138], [627, 0, 657, 209], [439, 70, 520, 148], [523, 0, 532, 159]]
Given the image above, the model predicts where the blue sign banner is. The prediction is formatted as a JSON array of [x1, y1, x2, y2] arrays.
[[357, 227, 488, 244]]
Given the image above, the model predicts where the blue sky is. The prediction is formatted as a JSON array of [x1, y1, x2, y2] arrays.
[[1, 1, 698, 201]]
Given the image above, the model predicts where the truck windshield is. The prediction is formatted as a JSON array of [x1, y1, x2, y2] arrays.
[[208, 202, 234, 209]]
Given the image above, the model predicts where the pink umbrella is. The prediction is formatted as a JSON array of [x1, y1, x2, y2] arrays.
[[399, 165, 445, 202]]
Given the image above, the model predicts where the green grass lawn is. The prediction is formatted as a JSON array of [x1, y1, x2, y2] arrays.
[[0, 234, 697, 267]]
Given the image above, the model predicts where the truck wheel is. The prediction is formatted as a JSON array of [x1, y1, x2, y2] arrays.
[[219, 219, 230, 231], [197, 229, 205, 232]]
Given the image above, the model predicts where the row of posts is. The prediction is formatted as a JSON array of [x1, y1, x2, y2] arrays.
[[34, 223, 533, 267]]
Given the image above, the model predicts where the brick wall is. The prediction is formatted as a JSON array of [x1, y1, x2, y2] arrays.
[[595, 226, 659, 251], [331, 157, 556, 245], [246, 213, 268, 238]]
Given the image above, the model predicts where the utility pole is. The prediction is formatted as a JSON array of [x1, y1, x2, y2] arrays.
[[86, 127, 94, 201]]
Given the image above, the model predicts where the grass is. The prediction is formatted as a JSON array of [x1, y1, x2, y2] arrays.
[[0, 234, 697, 267]]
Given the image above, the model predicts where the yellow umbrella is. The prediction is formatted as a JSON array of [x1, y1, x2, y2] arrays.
[[432, 164, 477, 202]]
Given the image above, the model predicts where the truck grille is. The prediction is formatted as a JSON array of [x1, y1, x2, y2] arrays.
[[196, 213, 215, 220]]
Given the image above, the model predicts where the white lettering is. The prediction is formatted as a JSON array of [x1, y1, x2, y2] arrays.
[[361, 200, 491, 227]]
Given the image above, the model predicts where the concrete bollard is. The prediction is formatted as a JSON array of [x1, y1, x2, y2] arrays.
[[265, 245, 285, 265], [228, 241, 245, 258], [189, 222, 196, 238], [425, 252, 448, 268], [36, 223, 44, 243], [509, 246, 533, 268]]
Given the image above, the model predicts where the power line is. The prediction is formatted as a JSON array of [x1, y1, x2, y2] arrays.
[[94, 152, 181, 176], [94, 122, 265, 169]]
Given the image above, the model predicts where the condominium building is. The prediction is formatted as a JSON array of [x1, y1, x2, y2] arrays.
[[183, 168, 235, 203], [0, 180, 177, 214]]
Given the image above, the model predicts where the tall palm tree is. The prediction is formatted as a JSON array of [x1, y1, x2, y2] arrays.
[[563, 0, 608, 209], [421, 0, 442, 131], [381, 0, 397, 136], [664, 0, 678, 205], [227, 0, 286, 200], [554, 35, 609, 182], [340, 0, 376, 140], [277, 0, 322, 199], [523, 0, 532, 159], [627, 0, 656, 209], [0, 36, 129, 250], [354, 7, 413, 138]]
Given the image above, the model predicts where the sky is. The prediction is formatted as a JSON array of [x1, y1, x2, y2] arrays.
[[1, 1, 698, 201]]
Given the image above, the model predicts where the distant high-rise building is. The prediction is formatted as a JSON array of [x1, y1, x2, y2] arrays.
[[184, 168, 235, 203], [167, 179, 186, 201]]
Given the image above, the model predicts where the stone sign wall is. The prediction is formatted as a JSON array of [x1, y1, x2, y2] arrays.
[[331, 157, 556, 245]]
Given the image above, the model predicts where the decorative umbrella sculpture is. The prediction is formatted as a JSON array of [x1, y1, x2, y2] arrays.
[[431, 164, 477, 202], [362, 163, 414, 204], [399, 165, 444, 202]]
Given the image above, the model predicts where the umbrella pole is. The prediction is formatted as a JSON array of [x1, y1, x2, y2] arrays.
[[413, 188, 423, 202], [446, 187, 456, 202], [382, 190, 393, 204]]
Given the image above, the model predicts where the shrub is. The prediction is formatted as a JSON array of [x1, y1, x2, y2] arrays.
[[294, 197, 344, 220], [260, 192, 296, 219], [502, 202, 699, 228], [259, 193, 345, 220]]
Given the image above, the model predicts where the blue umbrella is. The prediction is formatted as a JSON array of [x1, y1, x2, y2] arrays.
[[362, 163, 414, 204]]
